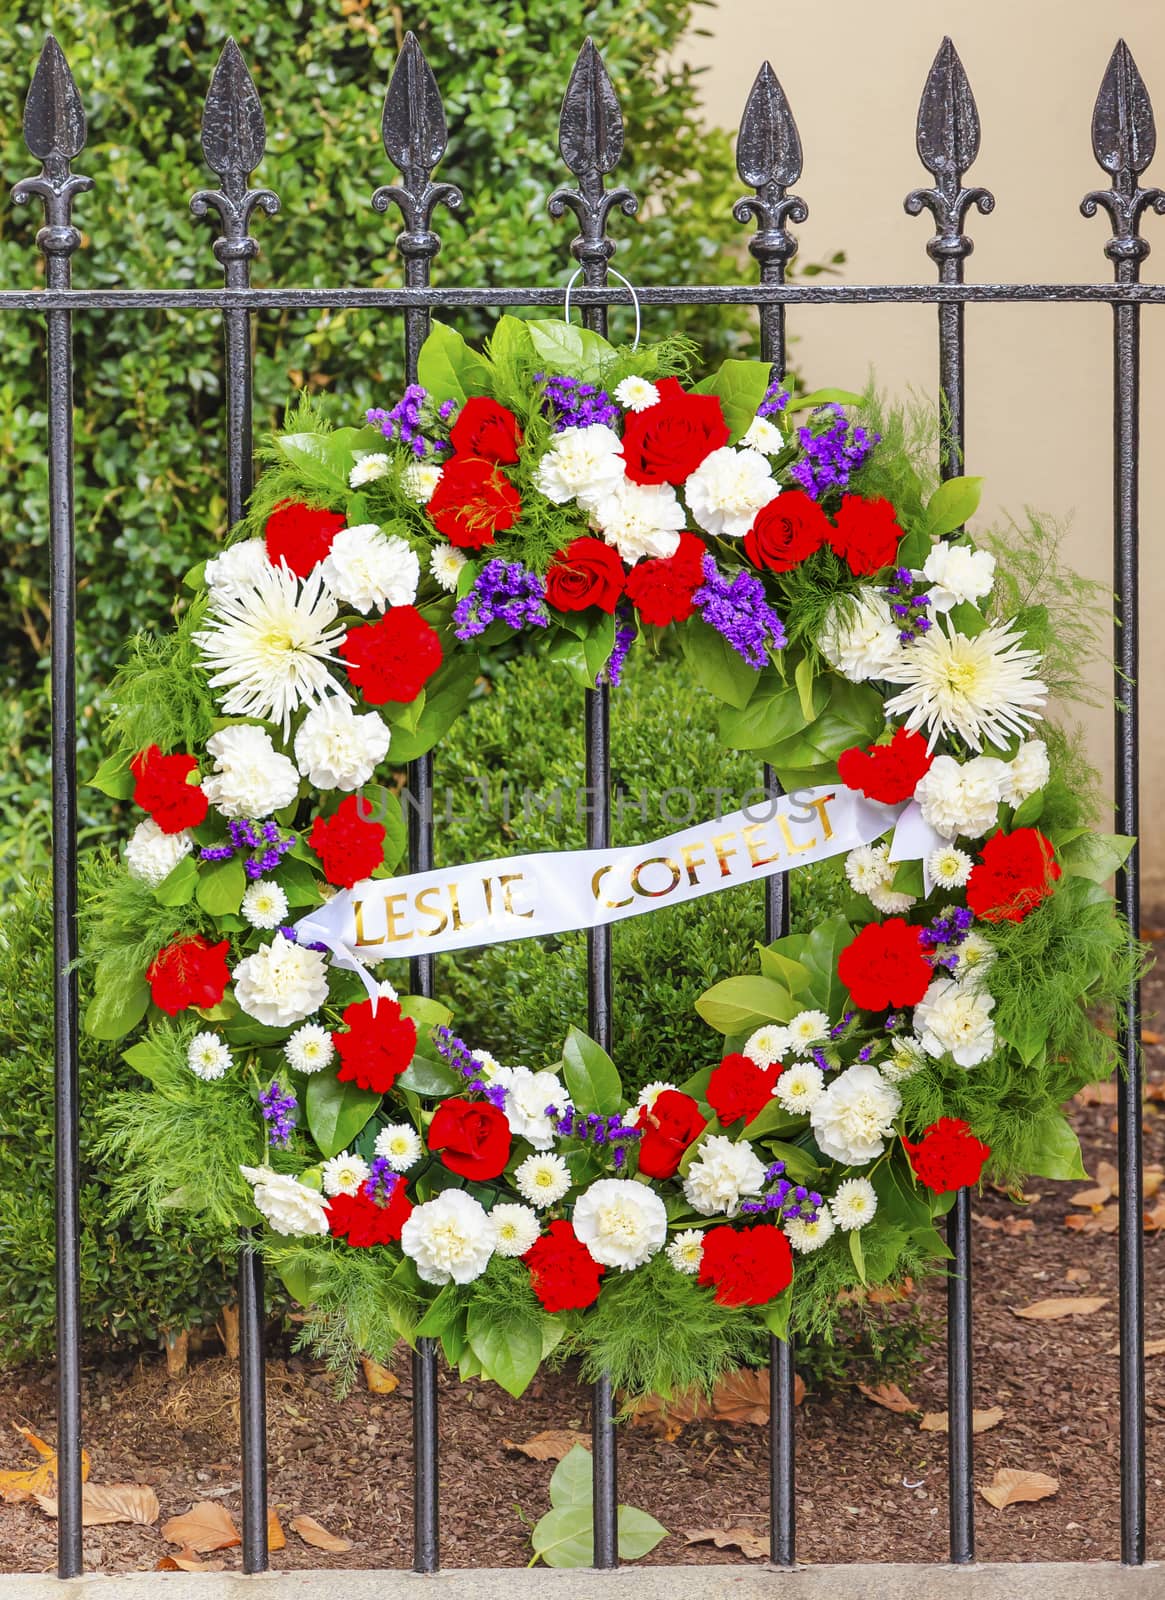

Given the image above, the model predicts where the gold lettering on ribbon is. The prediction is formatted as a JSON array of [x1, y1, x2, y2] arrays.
[[498, 873, 535, 919], [711, 832, 739, 878], [680, 842, 706, 886], [591, 864, 633, 910], [448, 883, 479, 933], [352, 899, 385, 946], [415, 885, 449, 938], [742, 822, 781, 869], [630, 856, 682, 899], [803, 791, 837, 839], [778, 815, 817, 855]]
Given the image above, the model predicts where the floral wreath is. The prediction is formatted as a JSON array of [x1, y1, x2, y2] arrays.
[[90, 316, 1136, 1399]]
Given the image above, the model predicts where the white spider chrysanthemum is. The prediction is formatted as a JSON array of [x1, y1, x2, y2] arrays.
[[920, 542, 996, 613], [666, 1229, 706, 1274], [785, 1209, 836, 1254], [321, 1150, 370, 1198], [955, 930, 997, 981], [124, 817, 194, 887], [294, 696, 391, 791], [321, 524, 420, 613], [818, 591, 903, 683], [534, 423, 625, 506], [787, 1010, 830, 1055], [490, 1202, 541, 1258], [928, 844, 973, 889], [204, 538, 271, 603], [883, 618, 1047, 753], [241, 879, 289, 931], [187, 1031, 232, 1081], [284, 1022, 335, 1075], [194, 561, 348, 738], [773, 1061, 825, 1115], [740, 416, 785, 455], [588, 477, 686, 563], [829, 1178, 878, 1232], [374, 1122, 423, 1172], [614, 376, 660, 412], [913, 977, 996, 1068], [636, 1080, 676, 1112], [881, 1034, 928, 1083], [684, 446, 780, 538], [744, 1025, 790, 1067], [572, 1178, 668, 1270], [402, 460, 444, 504], [999, 738, 1050, 807], [514, 1151, 572, 1208], [349, 452, 392, 487]]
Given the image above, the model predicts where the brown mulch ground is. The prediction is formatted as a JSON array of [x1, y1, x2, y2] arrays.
[[2, 962, 1164, 1575]]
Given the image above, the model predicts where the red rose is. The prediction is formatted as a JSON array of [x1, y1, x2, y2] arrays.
[[903, 1117, 991, 1194], [308, 794, 386, 889], [340, 605, 443, 705], [837, 917, 932, 1012], [524, 1219, 605, 1314], [826, 495, 903, 577], [129, 744, 208, 833], [426, 457, 521, 549], [698, 1223, 793, 1307], [147, 935, 231, 1016], [743, 491, 831, 574], [332, 994, 418, 1094], [965, 828, 1061, 923], [837, 725, 934, 806], [624, 532, 708, 626], [449, 397, 522, 464], [326, 1180, 413, 1247], [621, 378, 730, 486], [707, 1052, 781, 1127], [545, 536, 626, 614], [427, 1097, 512, 1181], [636, 1089, 706, 1179], [265, 500, 346, 577]]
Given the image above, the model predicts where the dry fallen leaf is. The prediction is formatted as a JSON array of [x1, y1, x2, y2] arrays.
[[290, 1513, 353, 1553], [502, 1429, 590, 1462], [920, 1406, 1004, 1436], [1064, 1205, 1120, 1235], [155, 1547, 226, 1573], [0, 1427, 91, 1505], [35, 1483, 159, 1527], [1107, 1338, 1165, 1358], [684, 1526, 769, 1560], [361, 1357, 399, 1395], [979, 1468, 1059, 1509], [1012, 1296, 1108, 1321], [267, 1507, 286, 1552], [1066, 1267, 1091, 1284], [1074, 1082, 1118, 1107], [857, 1382, 917, 1415], [160, 1500, 242, 1553], [627, 1366, 803, 1438]]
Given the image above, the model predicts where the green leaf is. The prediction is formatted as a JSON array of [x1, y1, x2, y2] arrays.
[[762, 1286, 793, 1341], [276, 425, 383, 497], [691, 357, 773, 441], [617, 1506, 669, 1561], [398, 995, 454, 1030], [1058, 832, 1134, 883], [152, 853, 200, 907], [562, 1026, 622, 1113], [1011, 788, 1047, 828], [531, 1505, 594, 1568], [121, 1038, 168, 1085], [416, 320, 494, 404], [526, 319, 614, 380], [305, 1073, 380, 1159], [276, 1254, 322, 1307], [718, 680, 816, 751], [890, 858, 924, 898], [677, 616, 762, 710], [465, 1300, 544, 1397], [787, 386, 865, 411], [1023, 1110, 1088, 1181], [356, 784, 407, 871], [196, 854, 246, 917], [549, 1443, 593, 1507], [397, 1052, 462, 1098], [84, 974, 150, 1042], [414, 1283, 467, 1340], [849, 1227, 867, 1285], [485, 315, 537, 382], [383, 653, 478, 764], [738, 1101, 802, 1141], [763, 678, 885, 777], [799, 916, 856, 1018], [756, 944, 811, 996], [88, 750, 134, 800], [925, 476, 983, 537], [695, 974, 799, 1035]]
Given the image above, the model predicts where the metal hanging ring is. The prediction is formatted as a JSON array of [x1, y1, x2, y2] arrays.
[[562, 266, 641, 350]]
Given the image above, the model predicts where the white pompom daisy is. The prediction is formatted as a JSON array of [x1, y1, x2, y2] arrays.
[[429, 542, 468, 593], [665, 1229, 705, 1275], [613, 376, 660, 413], [490, 1202, 542, 1258], [241, 879, 290, 930], [881, 1034, 927, 1083], [373, 1122, 423, 1172], [773, 1061, 825, 1115], [635, 1080, 676, 1113], [744, 1025, 790, 1067], [284, 1023, 335, 1076], [321, 1150, 370, 1198], [928, 844, 973, 889], [349, 452, 392, 487], [786, 1010, 830, 1055], [829, 1178, 878, 1232], [187, 1032, 232, 1081], [514, 1152, 572, 1208], [785, 1209, 837, 1253], [402, 460, 444, 504]]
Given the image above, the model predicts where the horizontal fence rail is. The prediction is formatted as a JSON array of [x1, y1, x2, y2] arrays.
[[3, 21, 1156, 1582]]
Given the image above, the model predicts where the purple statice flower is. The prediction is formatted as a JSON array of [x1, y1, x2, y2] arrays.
[[276, 925, 329, 953], [453, 559, 550, 641], [259, 1081, 297, 1149], [201, 817, 296, 880], [740, 1170, 820, 1225], [536, 372, 619, 432], [920, 904, 975, 967], [788, 403, 880, 500], [367, 383, 433, 456], [756, 379, 792, 419], [364, 1157, 401, 1207], [886, 565, 933, 645], [830, 1010, 856, 1039], [550, 1102, 642, 1149], [597, 613, 637, 688], [692, 556, 786, 668], [432, 1026, 506, 1102]]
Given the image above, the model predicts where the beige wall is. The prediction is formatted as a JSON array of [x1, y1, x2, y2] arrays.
[[683, 0, 1165, 891]]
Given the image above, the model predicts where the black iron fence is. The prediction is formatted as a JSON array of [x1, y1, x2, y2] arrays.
[[4, 24, 1157, 1580]]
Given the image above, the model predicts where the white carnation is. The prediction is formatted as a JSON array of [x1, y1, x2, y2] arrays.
[[321, 524, 420, 613], [284, 1022, 334, 1075], [830, 1177, 878, 1232], [374, 1122, 423, 1171], [635, 1080, 676, 1112], [514, 1152, 572, 1208], [572, 1178, 668, 1270], [321, 1150, 370, 1198], [740, 416, 785, 455], [928, 844, 973, 889], [490, 1202, 541, 1258], [684, 446, 780, 538], [914, 753, 1008, 840], [773, 1061, 825, 1115], [744, 1026, 789, 1067], [294, 697, 391, 790], [400, 1189, 495, 1286], [204, 539, 271, 603], [921, 542, 996, 613], [201, 725, 300, 820], [613, 376, 659, 412], [588, 477, 685, 563], [819, 591, 902, 683], [534, 424, 625, 506], [785, 1209, 837, 1254], [493, 1066, 568, 1151], [428, 541, 467, 592], [682, 1134, 766, 1217], [665, 1229, 705, 1274], [240, 1165, 329, 1237], [241, 879, 289, 931], [999, 738, 1050, 807], [787, 1010, 830, 1055], [810, 1063, 901, 1166], [349, 452, 392, 487], [232, 932, 330, 1028], [402, 460, 444, 503], [187, 1031, 231, 1081], [124, 817, 194, 887], [912, 977, 996, 1068]]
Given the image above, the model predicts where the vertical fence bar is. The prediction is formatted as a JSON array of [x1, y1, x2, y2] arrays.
[[375, 33, 462, 1574], [190, 38, 281, 1573], [13, 34, 93, 1581], [549, 39, 638, 1569], [905, 38, 994, 1565], [1081, 39, 1163, 1567], [733, 60, 807, 1570]]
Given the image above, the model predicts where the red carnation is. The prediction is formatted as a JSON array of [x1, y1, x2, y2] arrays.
[[636, 1089, 706, 1180], [524, 1219, 605, 1314], [340, 605, 443, 705], [449, 397, 522, 464], [130, 744, 208, 833], [903, 1117, 991, 1194], [545, 536, 626, 615], [427, 1097, 512, 1181], [147, 935, 231, 1016], [624, 532, 708, 626], [332, 994, 417, 1094], [837, 725, 934, 806], [698, 1223, 793, 1307], [308, 794, 386, 889], [965, 828, 1061, 923], [426, 456, 521, 549], [826, 495, 903, 577], [621, 378, 730, 486], [326, 1181, 413, 1247], [265, 500, 346, 577], [707, 1052, 781, 1127], [837, 917, 932, 1012], [743, 491, 831, 574]]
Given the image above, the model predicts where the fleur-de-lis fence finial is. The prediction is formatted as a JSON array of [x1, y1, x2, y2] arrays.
[[373, 31, 462, 282], [905, 37, 994, 267], [189, 38, 280, 285], [733, 61, 807, 279], [1081, 39, 1165, 273], [13, 35, 94, 286], [548, 39, 639, 283]]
